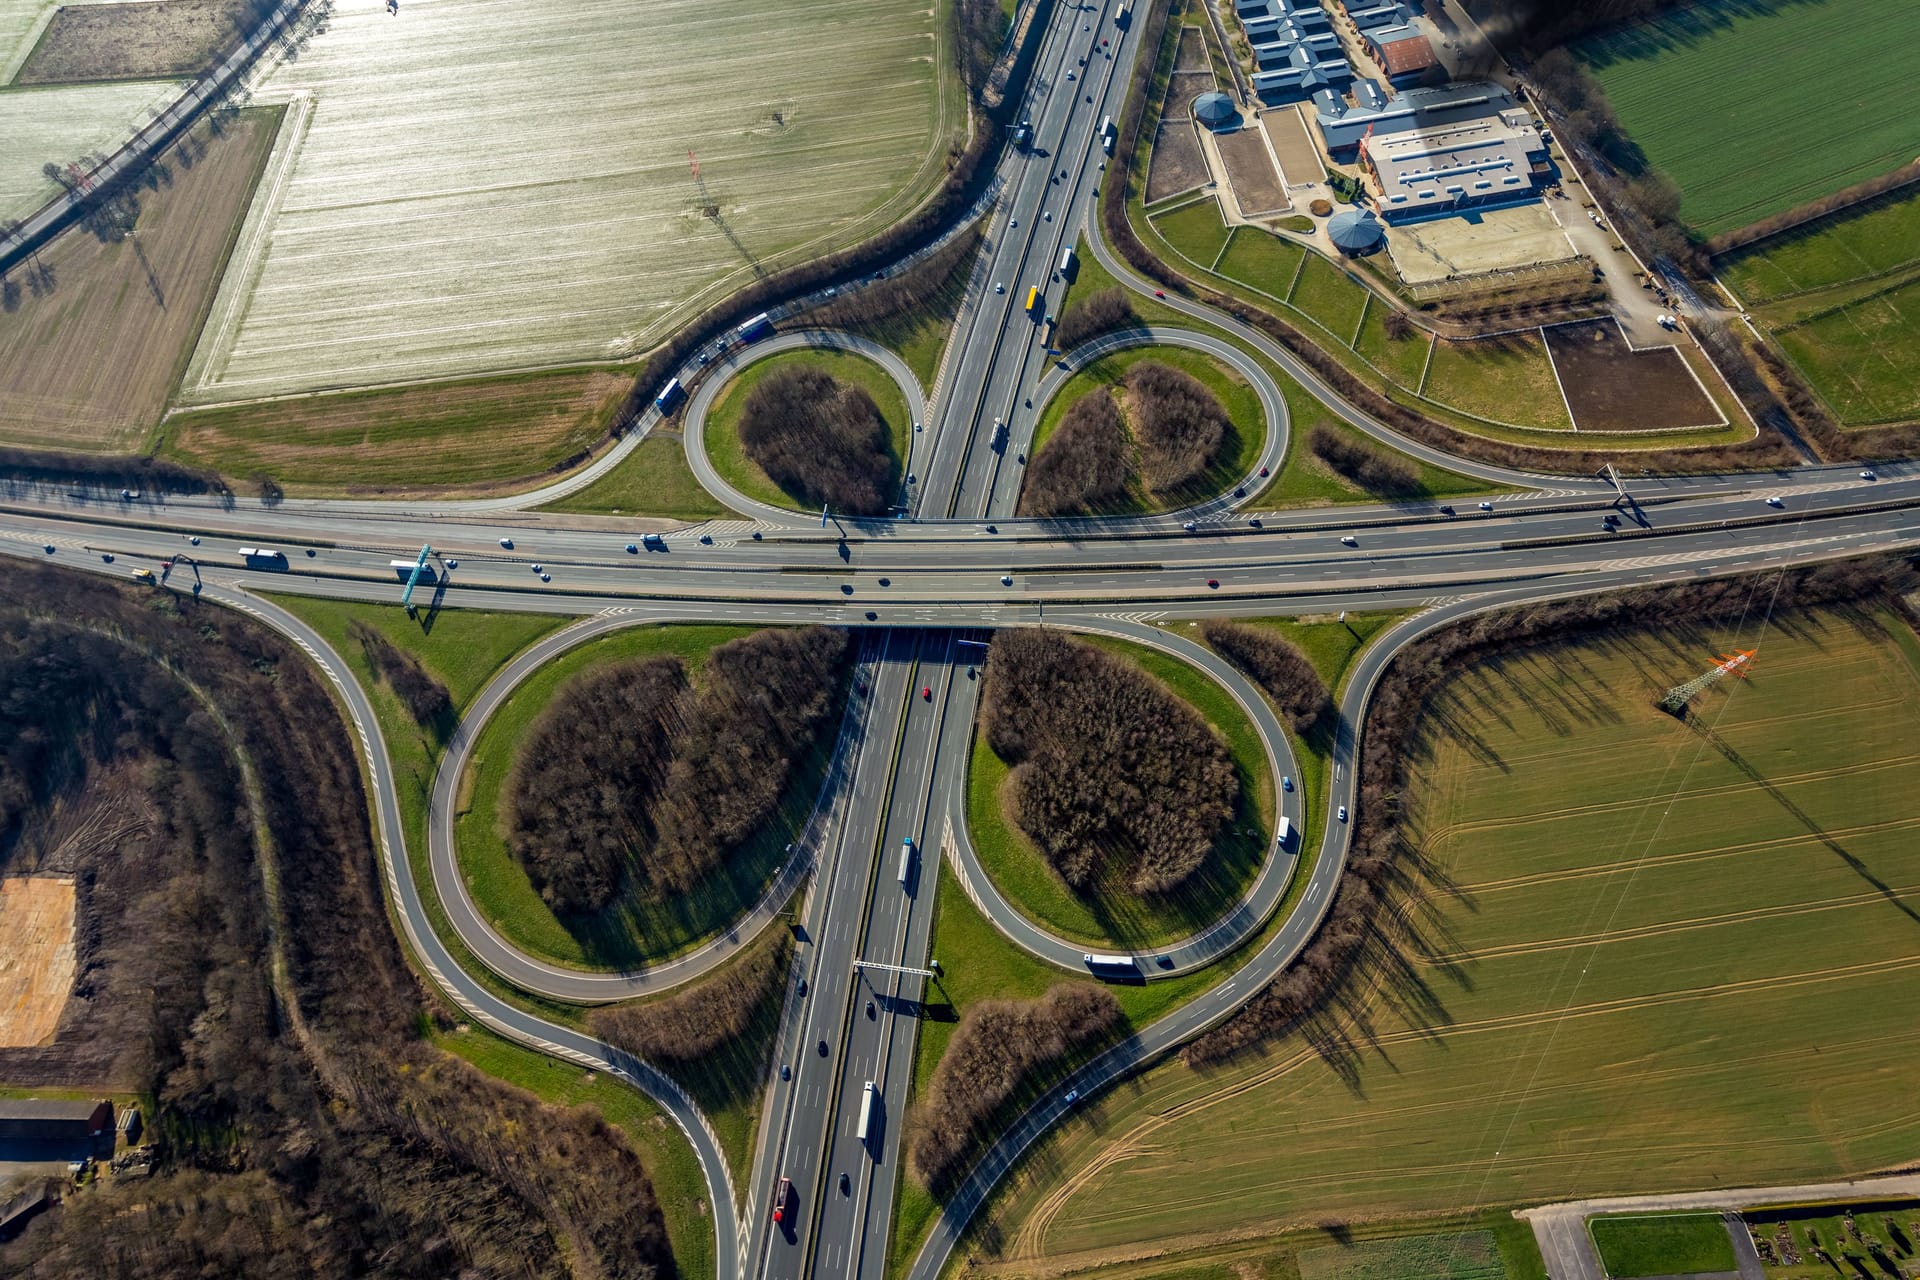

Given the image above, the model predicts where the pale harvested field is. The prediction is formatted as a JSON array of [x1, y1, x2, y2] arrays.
[[181, 0, 948, 403], [0, 107, 279, 451], [0, 76, 183, 219], [14, 0, 252, 84], [0, 876, 77, 1047], [966, 609, 1920, 1270]]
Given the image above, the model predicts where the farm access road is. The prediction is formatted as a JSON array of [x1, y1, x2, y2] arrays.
[[1520, 1172, 1920, 1280]]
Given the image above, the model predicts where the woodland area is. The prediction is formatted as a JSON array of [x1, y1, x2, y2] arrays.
[[738, 367, 896, 516], [1186, 555, 1920, 1066], [508, 627, 851, 915], [0, 563, 677, 1280], [1020, 391, 1130, 517], [1126, 361, 1229, 492], [910, 983, 1120, 1194], [983, 629, 1237, 895]]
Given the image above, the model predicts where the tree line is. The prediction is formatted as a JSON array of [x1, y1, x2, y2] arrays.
[[1198, 620, 1332, 735], [1055, 287, 1136, 351], [1019, 390, 1131, 517], [910, 983, 1120, 1194], [348, 619, 452, 731], [593, 928, 791, 1066], [0, 562, 679, 1280], [1185, 553, 1920, 1066], [739, 366, 896, 516], [983, 629, 1237, 895], [508, 627, 851, 917], [1307, 425, 1420, 498]]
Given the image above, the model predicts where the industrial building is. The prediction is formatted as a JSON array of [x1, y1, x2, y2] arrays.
[[1316, 81, 1527, 156], [0, 1099, 114, 1162], [1361, 105, 1550, 220], [1362, 21, 1439, 84]]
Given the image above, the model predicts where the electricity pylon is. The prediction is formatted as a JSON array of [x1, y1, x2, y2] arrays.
[[1657, 648, 1756, 716]]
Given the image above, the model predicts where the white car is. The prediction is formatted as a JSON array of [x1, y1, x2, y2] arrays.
[[1765, 496, 1784, 508], [1064, 1088, 1080, 1105], [1337, 805, 1349, 823], [1066, 69, 1076, 80], [1477, 501, 1494, 511], [498, 537, 514, 549], [994, 281, 1005, 294], [1339, 535, 1358, 547]]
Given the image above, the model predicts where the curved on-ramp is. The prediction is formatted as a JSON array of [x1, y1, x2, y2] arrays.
[[679, 329, 932, 529], [423, 608, 877, 1002], [940, 613, 1303, 977]]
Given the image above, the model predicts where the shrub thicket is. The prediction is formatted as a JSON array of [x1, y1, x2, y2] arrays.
[[348, 620, 452, 730], [1308, 425, 1421, 497], [1126, 361, 1228, 492], [592, 929, 791, 1065], [1019, 390, 1131, 517], [1055, 287, 1136, 350], [738, 367, 895, 516], [983, 629, 1237, 894], [910, 983, 1120, 1193], [507, 657, 687, 915], [1199, 620, 1332, 734]]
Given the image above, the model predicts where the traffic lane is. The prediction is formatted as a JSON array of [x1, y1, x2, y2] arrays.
[[749, 637, 902, 1275], [7, 460, 1909, 565], [806, 636, 951, 1279], [14, 465, 1912, 579]]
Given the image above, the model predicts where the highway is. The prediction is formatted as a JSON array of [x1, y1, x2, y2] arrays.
[[4, 0, 1919, 1273]]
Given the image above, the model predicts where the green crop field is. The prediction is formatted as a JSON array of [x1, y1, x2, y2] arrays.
[[961, 606, 1920, 1271], [178, 0, 951, 403], [1422, 333, 1573, 431], [1774, 274, 1920, 425], [1718, 187, 1920, 308], [1287, 253, 1370, 343], [1574, 0, 1920, 237], [1589, 1214, 1736, 1278]]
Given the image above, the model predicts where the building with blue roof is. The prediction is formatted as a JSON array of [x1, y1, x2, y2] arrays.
[[1344, 2, 1410, 30], [1316, 81, 1520, 155], [1352, 77, 1391, 111]]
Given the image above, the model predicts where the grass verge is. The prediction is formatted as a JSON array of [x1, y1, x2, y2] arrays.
[[1588, 1214, 1736, 1278], [538, 433, 729, 520]]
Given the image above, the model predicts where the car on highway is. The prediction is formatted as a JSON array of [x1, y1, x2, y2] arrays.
[[625, 543, 638, 554], [994, 281, 1005, 293], [922, 685, 933, 701], [120, 488, 138, 501], [1478, 501, 1494, 511], [130, 567, 155, 583], [839, 1172, 851, 1195], [1001, 574, 1013, 585], [189, 535, 200, 545], [1337, 805, 1349, 823], [773, 1176, 790, 1223], [530, 563, 543, 573], [1066, 68, 1076, 79], [498, 537, 513, 548], [1063, 1088, 1080, 1105], [1206, 578, 1219, 589], [1340, 535, 1358, 546], [1861, 469, 1877, 480], [1182, 520, 1197, 532], [1154, 289, 1165, 298], [798, 976, 809, 995], [1044, 210, 1052, 221], [540, 572, 551, 583], [445, 559, 458, 570], [866, 1001, 876, 1019], [818, 1038, 829, 1056], [1439, 505, 1454, 516], [1248, 517, 1262, 528], [1282, 775, 1293, 792], [1766, 496, 1784, 508], [779, 1063, 791, 1081]]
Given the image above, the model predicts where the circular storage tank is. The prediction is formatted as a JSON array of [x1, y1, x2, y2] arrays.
[[1192, 91, 1237, 131], [1327, 208, 1386, 255]]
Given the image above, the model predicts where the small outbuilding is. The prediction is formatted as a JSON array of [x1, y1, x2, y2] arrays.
[[1193, 91, 1238, 130], [1327, 208, 1386, 255]]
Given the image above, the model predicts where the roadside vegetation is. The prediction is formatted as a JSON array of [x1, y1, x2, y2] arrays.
[[706, 349, 909, 514], [909, 984, 1121, 1194], [1197, 620, 1330, 735], [0, 563, 679, 1280], [539, 434, 728, 521], [737, 365, 897, 515], [490, 625, 850, 964], [961, 557, 1920, 1270], [982, 628, 1237, 896], [1022, 349, 1256, 516], [1055, 286, 1137, 351], [810, 219, 985, 391]]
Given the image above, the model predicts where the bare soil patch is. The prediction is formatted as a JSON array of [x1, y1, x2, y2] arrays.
[[0, 106, 280, 452], [1217, 126, 1288, 217], [1543, 319, 1723, 432], [0, 878, 76, 1047], [1259, 106, 1323, 186], [14, 0, 261, 85], [1147, 72, 1211, 204]]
